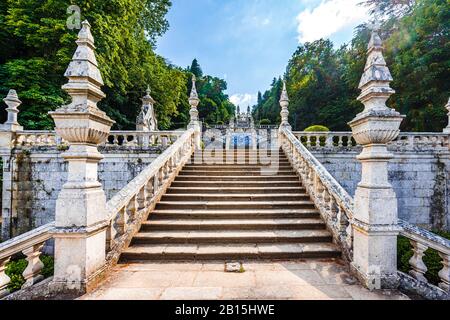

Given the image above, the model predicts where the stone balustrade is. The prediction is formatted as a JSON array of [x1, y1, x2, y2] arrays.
[[292, 131, 449, 152], [399, 220, 450, 294], [104, 131, 184, 148], [0, 129, 195, 298], [0, 223, 54, 297], [104, 128, 195, 261], [13, 131, 64, 147], [10, 130, 184, 149], [280, 128, 354, 260]]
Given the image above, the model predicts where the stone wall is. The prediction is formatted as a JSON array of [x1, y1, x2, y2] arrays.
[[312, 149, 450, 231], [1, 146, 164, 240]]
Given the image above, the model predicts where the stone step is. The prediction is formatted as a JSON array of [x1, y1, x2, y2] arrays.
[[131, 230, 333, 245], [170, 181, 302, 188], [178, 171, 295, 177], [174, 175, 300, 182], [167, 187, 306, 194], [161, 193, 311, 202], [141, 218, 326, 231], [119, 243, 341, 262], [182, 165, 294, 171], [156, 201, 316, 210], [151, 209, 321, 219]]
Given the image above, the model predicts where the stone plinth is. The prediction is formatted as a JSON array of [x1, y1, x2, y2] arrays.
[[348, 24, 405, 289]]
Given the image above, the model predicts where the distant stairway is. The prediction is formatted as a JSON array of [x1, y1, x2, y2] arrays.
[[120, 149, 341, 262]]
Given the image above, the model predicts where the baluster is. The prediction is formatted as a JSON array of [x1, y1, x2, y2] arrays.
[[113, 135, 119, 146], [438, 253, 450, 292], [322, 188, 330, 211], [142, 134, 149, 148], [325, 135, 333, 148], [105, 220, 117, 251], [145, 178, 154, 203], [116, 207, 128, 235], [126, 196, 138, 223], [338, 135, 343, 147], [137, 186, 148, 211], [409, 241, 428, 283], [0, 257, 11, 298], [21, 243, 45, 288], [161, 136, 168, 148]]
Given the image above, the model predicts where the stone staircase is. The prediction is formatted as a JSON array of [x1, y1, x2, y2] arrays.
[[119, 149, 341, 262]]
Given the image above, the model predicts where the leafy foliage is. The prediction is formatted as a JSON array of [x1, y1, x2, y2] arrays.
[[0, 1, 233, 131], [253, 0, 449, 132], [5, 254, 54, 292], [398, 231, 450, 285]]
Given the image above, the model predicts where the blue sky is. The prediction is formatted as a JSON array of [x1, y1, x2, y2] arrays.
[[156, 0, 370, 107]]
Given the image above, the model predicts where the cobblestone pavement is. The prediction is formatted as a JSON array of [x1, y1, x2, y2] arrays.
[[80, 259, 409, 300]]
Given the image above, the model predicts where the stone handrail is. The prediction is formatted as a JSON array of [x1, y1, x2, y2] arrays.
[[280, 128, 354, 260], [104, 128, 195, 262], [0, 223, 54, 297], [11, 130, 184, 149], [104, 130, 184, 148], [293, 131, 449, 152], [399, 219, 450, 293]]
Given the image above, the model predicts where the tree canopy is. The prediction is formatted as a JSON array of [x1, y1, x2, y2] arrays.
[[0, 0, 234, 130], [253, 0, 449, 132]]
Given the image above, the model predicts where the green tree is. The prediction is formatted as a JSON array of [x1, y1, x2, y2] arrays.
[[189, 58, 203, 78]]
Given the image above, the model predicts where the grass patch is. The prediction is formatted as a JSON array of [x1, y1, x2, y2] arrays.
[[398, 231, 450, 285]]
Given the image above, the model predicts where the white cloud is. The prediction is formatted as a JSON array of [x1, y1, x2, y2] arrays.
[[296, 0, 370, 43], [230, 93, 257, 107]]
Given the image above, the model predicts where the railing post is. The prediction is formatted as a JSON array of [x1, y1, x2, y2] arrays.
[[188, 75, 202, 150], [21, 243, 45, 288], [438, 253, 450, 292], [348, 23, 405, 289], [48, 21, 115, 295], [443, 98, 450, 134], [0, 90, 23, 240], [0, 257, 11, 298], [279, 80, 292, 132], [408, 241, 428, 283]]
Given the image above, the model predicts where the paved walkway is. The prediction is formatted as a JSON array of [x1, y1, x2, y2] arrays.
[[80, 259, 409, 300]]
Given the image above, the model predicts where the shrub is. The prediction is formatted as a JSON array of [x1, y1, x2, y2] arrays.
[[216, 121, 224, 125], [397, 231, 450, 285], [304, 125, 330, 132], [259, 119, 271, 125], [5, 254, 54, 292]]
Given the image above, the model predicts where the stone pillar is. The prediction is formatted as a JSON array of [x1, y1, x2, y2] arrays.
[[348, 24, 405, 289], [0, 90, 23, 240], [188, 75, 201, 150], [48, 21, 115, 294], [279, 81, 291, 131], [443, 98, 450, 134]]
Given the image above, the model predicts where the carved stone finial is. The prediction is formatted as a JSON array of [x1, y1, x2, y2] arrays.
[[443, 97, 450, 134], [58, 19, 106, 114], [279, 80, 291, 130], [189, 75, 199, 101], [357, 24, 395, 112], [188, 75, 200, 126], [138, 86, 157, 131], [280, 80, 289, 103], [1, 89, 23, 131]]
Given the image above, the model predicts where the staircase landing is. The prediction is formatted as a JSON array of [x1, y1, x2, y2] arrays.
[[80, 260, 409, 300]]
